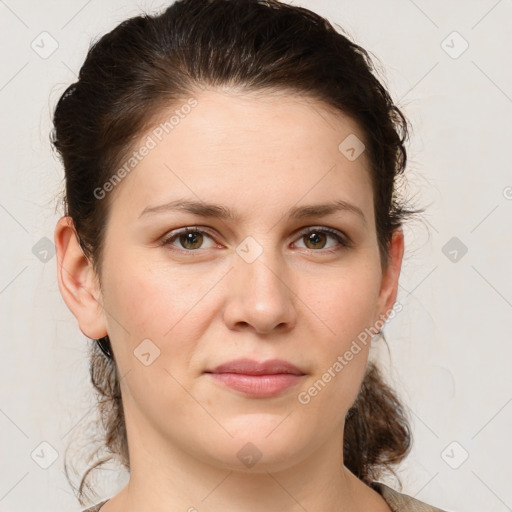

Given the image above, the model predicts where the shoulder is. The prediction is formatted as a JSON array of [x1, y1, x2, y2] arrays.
[[371, 481, 449, 512], [80, 499, 109, 512]]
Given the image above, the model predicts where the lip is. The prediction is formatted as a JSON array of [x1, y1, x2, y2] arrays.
[[208, 358, 304, 376], [205, 358, 306, 398]]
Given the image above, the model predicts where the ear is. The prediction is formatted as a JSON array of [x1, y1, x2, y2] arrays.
[[376, 227, 404, 322], [54, 216, 107, 339]]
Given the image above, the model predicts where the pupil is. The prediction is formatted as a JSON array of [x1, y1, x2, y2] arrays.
[[181, 232, 202, 249], [307, 232, 325, 249]]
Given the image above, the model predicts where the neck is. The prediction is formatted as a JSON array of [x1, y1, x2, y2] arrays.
[[107, 426, 369, 512]]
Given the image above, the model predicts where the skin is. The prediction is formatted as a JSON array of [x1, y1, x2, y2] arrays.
[[55, 88, 403, 512]]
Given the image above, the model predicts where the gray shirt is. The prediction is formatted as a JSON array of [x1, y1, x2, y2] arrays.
[[80, 481, 448, 511]]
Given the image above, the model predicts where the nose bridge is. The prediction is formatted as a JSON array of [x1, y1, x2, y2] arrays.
[[224, 233, 296, 332]]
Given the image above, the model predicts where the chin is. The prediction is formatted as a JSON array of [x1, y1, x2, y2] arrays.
[[198, 419, 312, 473]]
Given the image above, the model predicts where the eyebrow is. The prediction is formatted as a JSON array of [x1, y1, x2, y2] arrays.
[[139, 198, 367, 225]]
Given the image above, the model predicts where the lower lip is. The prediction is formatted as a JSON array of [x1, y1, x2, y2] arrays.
[[207, 373, 304, 397]]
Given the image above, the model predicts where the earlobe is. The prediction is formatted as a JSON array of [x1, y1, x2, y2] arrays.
[[377, 227, 404, 322], [54, 216, 107, 339]]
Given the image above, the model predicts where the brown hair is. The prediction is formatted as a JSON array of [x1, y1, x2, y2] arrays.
[[52, 0, 421, 505]]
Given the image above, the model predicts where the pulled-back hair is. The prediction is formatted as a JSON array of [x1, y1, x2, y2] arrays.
[[52, 0, 420, 505]]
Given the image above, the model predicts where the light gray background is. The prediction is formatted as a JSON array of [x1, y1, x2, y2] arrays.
[[1, 1, 511, 511]]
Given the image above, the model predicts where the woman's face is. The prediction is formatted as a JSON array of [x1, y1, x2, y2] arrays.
[[62, 89, 403, 473]]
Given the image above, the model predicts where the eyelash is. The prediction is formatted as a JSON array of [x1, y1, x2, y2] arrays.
[[160, 226, 351, 254]]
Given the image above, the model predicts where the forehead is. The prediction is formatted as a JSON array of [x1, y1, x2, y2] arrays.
[[148, 87, 369, 159], [108, 88, 374, 221]]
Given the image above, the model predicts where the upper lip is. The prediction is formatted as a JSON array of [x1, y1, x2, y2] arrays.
[[206, 358, 305, 376]]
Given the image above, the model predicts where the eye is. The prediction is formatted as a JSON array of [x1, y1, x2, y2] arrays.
[[293, 227, 349, 252], [161, 226, 350, 254], [162, 227, 217, 251]]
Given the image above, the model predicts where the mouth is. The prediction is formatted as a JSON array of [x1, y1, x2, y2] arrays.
[[204, 358, 306, 398]]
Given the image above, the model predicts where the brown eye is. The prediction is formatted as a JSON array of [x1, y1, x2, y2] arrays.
[[294, 227, 347, 252], [179, 231, 204, 250], [163, 228, 216, 251], [303, 231, 327, 249]]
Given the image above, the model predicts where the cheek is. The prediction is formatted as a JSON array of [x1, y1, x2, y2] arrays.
[[101, 254, 223, 358], [104, 272, 170, 337], [298, 275, 380, 422], [308, 263, 382, 347], [100, 262, 209, 410], [299, 261, 381, 402]]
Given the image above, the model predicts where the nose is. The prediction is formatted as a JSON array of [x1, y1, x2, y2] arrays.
[[222, 245, 297, 335]]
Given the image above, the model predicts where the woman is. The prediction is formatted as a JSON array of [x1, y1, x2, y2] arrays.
[[52, 0, 449, 510]]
